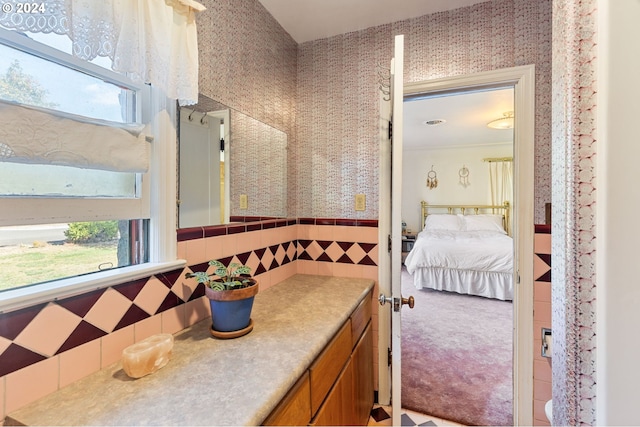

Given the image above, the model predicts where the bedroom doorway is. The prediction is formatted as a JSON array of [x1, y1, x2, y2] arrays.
[[377, 65, 534, 425], [401, 86, 515, 427]]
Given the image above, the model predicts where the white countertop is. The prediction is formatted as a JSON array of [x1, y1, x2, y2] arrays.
[[5, 275, 374, 426]]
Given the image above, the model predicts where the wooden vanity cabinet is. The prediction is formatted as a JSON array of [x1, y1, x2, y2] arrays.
[[263, 290, 374, 426], [263, 372, 311, 426], [311, 323, 373, 426], [351, 323, 374, 424], [309, 320, 352, 414]]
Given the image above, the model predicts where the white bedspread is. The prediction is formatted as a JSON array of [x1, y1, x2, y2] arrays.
[[405, 230, 514, 300]]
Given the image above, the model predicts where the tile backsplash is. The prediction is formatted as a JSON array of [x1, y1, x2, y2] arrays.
[[533, 224, 552, 426], [0, 219, 379, 418]]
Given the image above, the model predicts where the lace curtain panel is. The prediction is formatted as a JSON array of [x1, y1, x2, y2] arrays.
[[0, 99, 148, 172], [0, 0, 205, 105]]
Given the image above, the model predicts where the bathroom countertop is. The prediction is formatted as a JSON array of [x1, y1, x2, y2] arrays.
[[5, 274, 374, 426]]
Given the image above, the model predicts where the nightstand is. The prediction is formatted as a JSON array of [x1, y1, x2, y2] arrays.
[[401, 232, 417, 264]]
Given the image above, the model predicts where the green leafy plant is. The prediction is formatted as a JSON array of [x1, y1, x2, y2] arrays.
[[65, 221, 118, 243], [186, 260, 253, 291]]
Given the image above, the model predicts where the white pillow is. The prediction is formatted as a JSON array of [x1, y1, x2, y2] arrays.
[[424, 214, 463, 231], [463, 214, 506, 234]]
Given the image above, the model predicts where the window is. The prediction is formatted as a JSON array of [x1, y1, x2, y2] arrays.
[[0, 27, 180, 311]]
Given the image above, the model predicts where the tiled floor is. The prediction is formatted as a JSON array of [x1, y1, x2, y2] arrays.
[[369, 405, 466, 426]]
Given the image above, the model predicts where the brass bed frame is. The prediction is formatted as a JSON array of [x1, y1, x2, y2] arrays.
[[420, 201, 511, 235]]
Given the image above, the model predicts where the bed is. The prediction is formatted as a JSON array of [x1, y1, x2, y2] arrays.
[[404, 201, 514, 300]]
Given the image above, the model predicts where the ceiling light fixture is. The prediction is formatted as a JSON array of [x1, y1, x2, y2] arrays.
[[487, 111, 514, 129], [424, 119, 446, 126]]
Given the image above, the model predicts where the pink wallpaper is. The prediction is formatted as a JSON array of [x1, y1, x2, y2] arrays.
[[551, 0, 597, 425], [195, 0, 552, 222], [295, 0, 552, 221], [196, 0, 297, 219], [230, 110, 288, 217], [196, 0, 297, 136]]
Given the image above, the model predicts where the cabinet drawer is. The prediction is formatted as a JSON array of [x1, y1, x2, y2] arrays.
[[309, 320, 352, 414], [350, 291, 372, 347], [263, 371, 311, 426]]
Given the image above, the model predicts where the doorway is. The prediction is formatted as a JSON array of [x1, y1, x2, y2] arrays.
[[377, 65, 535, 425], [400, 86, 514, 426]]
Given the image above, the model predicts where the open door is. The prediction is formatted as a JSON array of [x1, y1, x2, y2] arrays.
[[379, 63, 536, 425], [378, 34, 414, 427]]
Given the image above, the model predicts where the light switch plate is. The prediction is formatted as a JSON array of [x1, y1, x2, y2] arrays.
[[355, 194, 366, 211], [240, 194, 248, 209]]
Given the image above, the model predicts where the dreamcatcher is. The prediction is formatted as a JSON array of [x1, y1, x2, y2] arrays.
[[459, 165, 470, 188], [426, 166, 438, 189]]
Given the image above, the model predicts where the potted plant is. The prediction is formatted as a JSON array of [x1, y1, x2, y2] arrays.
[[186, 260, 259, 338]]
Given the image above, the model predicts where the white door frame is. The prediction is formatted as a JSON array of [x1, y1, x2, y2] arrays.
[[377, 65, 535, 426]]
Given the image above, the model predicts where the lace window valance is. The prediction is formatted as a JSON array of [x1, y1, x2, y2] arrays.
[[0, 0, 205, 106]]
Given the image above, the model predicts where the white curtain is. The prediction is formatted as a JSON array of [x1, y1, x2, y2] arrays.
[[488, 160, 513, 206], [0, 99, 148, 172], [0, 0, 205, 105]]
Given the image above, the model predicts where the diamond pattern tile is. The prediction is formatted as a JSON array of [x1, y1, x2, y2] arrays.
[[135, 277, 172, 315], [0, 343, 46, 377], [324, 242, 344, 262], [346, 243, 367, 264], [113, 305, 151, 332], [274, 244, 286, 264], [56, 321, 107, 354], [0, 336, 12, 354], [84, 288, 135, 333], [534, 253, 552, 282], [57, 289, 106, 316], [306, 241, 323, 260], [0, 303, 44, 340], [286, 242, 297, 260], [171, 268, 199, 302], [14, 304, 82, 357], [0, 230, 378, 378], [156, 291, 182, 314]]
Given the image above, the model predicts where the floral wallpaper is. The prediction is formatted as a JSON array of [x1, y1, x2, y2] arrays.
[[196, 0, 552, 222], [295, 0, 552, 221], [551, 0, 597, 425]]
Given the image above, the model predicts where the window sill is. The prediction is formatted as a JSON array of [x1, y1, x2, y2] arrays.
[[0, 260, 187, 314]]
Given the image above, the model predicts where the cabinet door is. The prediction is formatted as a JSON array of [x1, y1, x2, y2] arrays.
[[263, 372, 311, 426], [351, 323, 374, 425], [309, 320, 352, 414], [310, 360, 354, 426]]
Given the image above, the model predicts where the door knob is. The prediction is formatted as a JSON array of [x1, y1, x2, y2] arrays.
[[402, 296, 415, 309], [379, 293, 392, 306], [379, 293, 415, 311]]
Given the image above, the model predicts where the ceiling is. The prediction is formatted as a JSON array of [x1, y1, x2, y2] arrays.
[[257, 0, 488, 44], [257, 0, 512, 151], [404, 88, 514, 150]]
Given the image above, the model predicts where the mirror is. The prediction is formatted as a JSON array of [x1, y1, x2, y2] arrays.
[[177, 95, 287, 228]]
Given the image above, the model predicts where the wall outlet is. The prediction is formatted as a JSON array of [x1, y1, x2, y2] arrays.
[[239, 194, 248, 209], [355, 194, 366, 211]]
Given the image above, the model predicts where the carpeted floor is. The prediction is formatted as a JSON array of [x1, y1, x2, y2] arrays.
[[401, 268, 513, 426]]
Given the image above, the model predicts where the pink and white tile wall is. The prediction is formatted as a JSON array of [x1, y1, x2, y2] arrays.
[[0, 220, 380, 418], [534, 225, 552, 426]]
